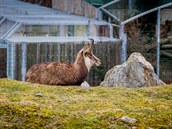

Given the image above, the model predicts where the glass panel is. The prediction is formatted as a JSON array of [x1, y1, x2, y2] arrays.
[[13, 25, 111, 37], [74, 25, 86, 36], [14, 25, 87, 37], [67, 25, 74, 36], [14, 25, 59, 36], [98, 25, 109, 37], [90, 25, 110, 37]]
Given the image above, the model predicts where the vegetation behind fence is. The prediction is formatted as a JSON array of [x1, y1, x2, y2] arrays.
[[126, 13, 172, 84]]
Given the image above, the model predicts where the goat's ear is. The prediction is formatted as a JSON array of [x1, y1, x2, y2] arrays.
[[83, 43, 90, 53]]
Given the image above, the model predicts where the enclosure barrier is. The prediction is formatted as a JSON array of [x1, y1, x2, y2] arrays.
[[6, 41, 121, 86]]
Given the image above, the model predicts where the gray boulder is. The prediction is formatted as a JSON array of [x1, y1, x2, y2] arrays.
[[100, 52, 166, 88]]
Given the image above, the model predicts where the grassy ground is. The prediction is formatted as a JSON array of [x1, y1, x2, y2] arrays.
[[0, 78, 172, 129]]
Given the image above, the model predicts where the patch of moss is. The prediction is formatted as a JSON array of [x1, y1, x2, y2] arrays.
[[0, 78, 172, 128], [0, 103, 53, 129]]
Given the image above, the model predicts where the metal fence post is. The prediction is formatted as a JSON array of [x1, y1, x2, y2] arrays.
[[11, 43, 16, 79], [108, 17, 113, 40], [7, 42, 10, 79], [109, 23, 113, 40], [22, 42, 27, 81], [128, 0, 132, 9], [120, 24, 127, 63], [86, 20, 90, 37], [6, 41, 16, 79], [96, 8, 102, 20], [60, 25, 64, 36], [156, 9, 161, 78]]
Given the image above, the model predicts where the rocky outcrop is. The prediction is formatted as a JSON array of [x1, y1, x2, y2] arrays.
[[100, 52, 166, 88]]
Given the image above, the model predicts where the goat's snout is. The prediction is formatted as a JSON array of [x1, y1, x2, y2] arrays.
[[96, 59, 101, 66], [93, 55, 101, 66]]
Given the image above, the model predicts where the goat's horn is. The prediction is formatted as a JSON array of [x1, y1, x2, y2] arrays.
[[89, 38, 94, 49]]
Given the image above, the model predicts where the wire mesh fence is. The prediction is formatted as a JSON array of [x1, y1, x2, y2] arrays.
[[0, 35, 171, 84], [3, 41, 121, 86], [125, 14, 172, 84], [127, 42, 172, 84]]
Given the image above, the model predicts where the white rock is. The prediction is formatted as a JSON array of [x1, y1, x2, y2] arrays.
[[80, 81, 91, 90], [35, 92, 43, 97], [120, 116, 137, 124]]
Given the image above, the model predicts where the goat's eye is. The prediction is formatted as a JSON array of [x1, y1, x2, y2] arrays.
[[84, 52, 88, 56], [85, 52, 90, 57]]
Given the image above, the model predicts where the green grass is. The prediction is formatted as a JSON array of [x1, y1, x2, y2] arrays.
[[0, 78, 172, 129]]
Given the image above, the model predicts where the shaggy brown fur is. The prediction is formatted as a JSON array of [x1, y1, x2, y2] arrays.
[[26, 39, 101, 85]]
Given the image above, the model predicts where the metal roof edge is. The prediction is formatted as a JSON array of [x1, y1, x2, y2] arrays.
[[6, 36, 120, 43]]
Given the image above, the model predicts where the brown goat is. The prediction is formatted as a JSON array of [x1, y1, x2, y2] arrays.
[[26, 39, 101, 85]]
